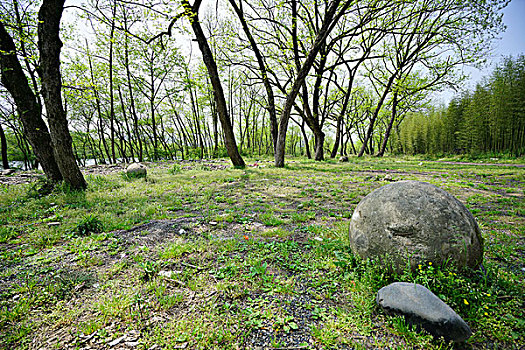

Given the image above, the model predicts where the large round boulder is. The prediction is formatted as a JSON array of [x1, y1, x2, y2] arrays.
[[126, 163, 147, 178], [349, 181, 483, 271]]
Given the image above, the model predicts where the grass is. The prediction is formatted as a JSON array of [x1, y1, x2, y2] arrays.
[[0, 156, 523, 349]]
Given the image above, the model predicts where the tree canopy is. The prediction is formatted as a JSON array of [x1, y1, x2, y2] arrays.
[[0, 0, 518, 182]]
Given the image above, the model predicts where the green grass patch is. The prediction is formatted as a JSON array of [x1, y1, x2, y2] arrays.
[[0, 157, 523, 349]]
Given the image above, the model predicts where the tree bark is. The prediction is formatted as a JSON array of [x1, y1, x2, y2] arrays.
[[314, 130, 325, 161], [0, 122, 9, 169], [181, 0, 245, 168], [37, 0, 86, 189], [108, 0, 117, 163], [300, 120, 312, 159], [330, 116, 342, 158], [0, 21, 62, 181], [377, 92, 398, 157]]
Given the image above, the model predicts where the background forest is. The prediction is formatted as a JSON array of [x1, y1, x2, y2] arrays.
[[0, 0, 523, 177], [398, 55, 525, 157]]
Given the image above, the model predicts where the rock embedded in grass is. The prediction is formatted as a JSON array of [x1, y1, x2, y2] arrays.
[[126, 163, 147, 178], [377, 282, 472, 342], [349, 180, 483, 271]]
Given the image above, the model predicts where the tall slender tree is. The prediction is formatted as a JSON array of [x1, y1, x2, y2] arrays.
[[37, 0, 86, 189], [275, 0, 355, 167], [0, 20, 63, 182], [179, 0, 245, 167], [0, 121, 9, 169]]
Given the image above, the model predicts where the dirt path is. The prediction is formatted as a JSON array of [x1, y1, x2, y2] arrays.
[[430, 160, 524, 168]]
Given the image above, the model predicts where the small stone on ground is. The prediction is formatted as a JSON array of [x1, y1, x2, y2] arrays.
[[377, 282, 472, 342]]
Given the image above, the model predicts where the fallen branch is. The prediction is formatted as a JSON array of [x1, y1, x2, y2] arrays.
[[165, 278, 186, 287], [181, 262, 205, 270]]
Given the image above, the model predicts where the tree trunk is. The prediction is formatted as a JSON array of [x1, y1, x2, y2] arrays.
[[275, 0, 348, 167], [300, 120, 311, 159], [210, 89, 219, 157], [181, 0, 245, 168], [0, 122, 9, 169], [377, 92, 398, 157], [37, 0, 86, 190], [339, 122, 345, 156], [314, 130, 325, 161], [330, 116, 342, 158], [123, 9, 143, 162], [11, 129, 29, 169], [188, 73, 204, 158], [228, 0, 278, 153], [149, 58, 158, 160], [108, 0, 117, 163], [358, 74, 396, 157], [86, 40, 109, 164], [13, 1, 43, 109], [331, 68, 358, 158], [0, 21, 63, 181], [118, 86, 135, 161]]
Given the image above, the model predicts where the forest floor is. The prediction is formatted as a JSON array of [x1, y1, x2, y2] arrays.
[[0, 156, 523, 349]]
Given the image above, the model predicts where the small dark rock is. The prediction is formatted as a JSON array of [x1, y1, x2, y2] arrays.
[[339, 156, 349, 162], [377, 282, 472, 342]]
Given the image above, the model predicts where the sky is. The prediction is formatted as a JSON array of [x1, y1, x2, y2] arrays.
[[492, 0, 525, 58], [459, 0, 525, 91]]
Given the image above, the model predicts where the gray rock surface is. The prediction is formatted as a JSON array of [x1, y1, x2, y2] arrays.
[[377, 282, 472, 342], [126, 163, 147, 178], [349, 180, 483, 270]]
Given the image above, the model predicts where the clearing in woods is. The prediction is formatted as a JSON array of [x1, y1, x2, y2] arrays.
[[0, 157, 523, 349]]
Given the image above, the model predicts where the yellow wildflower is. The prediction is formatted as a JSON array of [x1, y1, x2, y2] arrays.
[[463, 299, 469, 305]]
